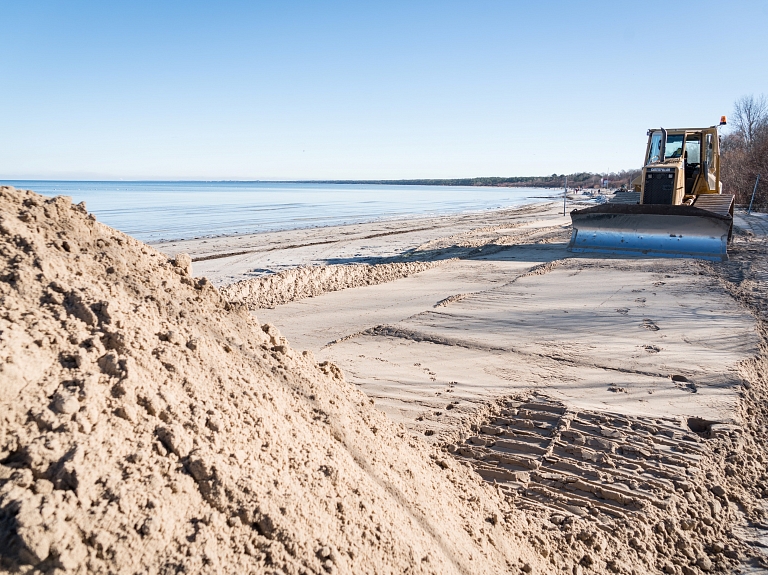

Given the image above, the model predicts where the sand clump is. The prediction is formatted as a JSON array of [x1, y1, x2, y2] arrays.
[[0, 186, 556, 574], [220, 261, 447, 310]]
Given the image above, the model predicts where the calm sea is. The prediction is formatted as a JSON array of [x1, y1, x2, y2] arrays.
[[4, 181, 556, 243]]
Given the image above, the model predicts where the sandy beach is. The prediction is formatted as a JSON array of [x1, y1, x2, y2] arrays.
[[157, 196, 768, 572], [157, 199, 757, 430]]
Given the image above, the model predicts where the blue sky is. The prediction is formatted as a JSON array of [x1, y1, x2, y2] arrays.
[[1, 1, 766, 180]]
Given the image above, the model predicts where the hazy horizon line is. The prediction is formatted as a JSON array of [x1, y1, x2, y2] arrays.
[[0, 173, 619, 184]]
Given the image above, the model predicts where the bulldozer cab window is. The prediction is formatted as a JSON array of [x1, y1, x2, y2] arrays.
[[664, 134, 684, 159], [684, 136, 701, 165], [706, 134, 715, 173], [647, 131, 662, 164]]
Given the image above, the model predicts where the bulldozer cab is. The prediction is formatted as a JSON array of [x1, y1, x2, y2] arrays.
[[641, 127, 720, 205]]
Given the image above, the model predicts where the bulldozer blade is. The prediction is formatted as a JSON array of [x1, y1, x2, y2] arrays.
[[568, 204, 732, 261]]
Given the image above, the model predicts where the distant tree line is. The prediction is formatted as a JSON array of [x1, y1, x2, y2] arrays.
[[721, 94, 768, 210], [311, 170, 641, 190]]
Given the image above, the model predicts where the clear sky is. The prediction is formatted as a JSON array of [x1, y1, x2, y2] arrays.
[[1, 1, 766, 180]]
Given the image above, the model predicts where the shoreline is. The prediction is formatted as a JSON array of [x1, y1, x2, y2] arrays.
[[155, 199, 577, 286], [150, 197, 562, 251]]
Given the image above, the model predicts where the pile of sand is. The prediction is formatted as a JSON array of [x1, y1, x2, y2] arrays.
[[0, 186, 552, 574], [220, 261, 447, 309]]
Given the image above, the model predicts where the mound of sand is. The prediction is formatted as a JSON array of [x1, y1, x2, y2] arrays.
[[220, 261, 448, 310], [0, 186, 550, 573]]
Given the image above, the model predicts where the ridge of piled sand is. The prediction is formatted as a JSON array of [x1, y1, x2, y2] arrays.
[[0, 186, 557, 574], [220, 261, 449, 310]]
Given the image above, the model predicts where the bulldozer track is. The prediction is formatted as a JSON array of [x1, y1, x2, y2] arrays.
[[448, 396, 711, 521]]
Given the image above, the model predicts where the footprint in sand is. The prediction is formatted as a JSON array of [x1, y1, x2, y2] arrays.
[[641, 318, 660, 331], [671, 374, 698, 393]]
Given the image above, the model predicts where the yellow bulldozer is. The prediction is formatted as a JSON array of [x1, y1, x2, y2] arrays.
[[569, 118, 734, 261]]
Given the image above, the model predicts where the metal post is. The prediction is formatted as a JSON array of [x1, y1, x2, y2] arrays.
[[748, 174, 760, 215], [563, 175, 568, 216]]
